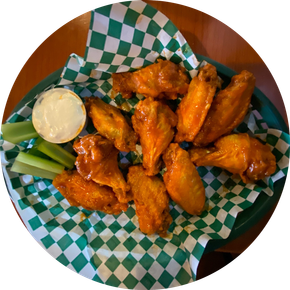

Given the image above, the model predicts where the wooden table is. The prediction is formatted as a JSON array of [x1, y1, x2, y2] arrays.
[[2, 0, 287, 280]]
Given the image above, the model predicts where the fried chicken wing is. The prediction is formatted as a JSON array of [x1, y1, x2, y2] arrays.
[[85, 97, 138, 152], [246, 137, 277, 181], [193, 70, 256, 147], [53, 170, 128, 214], [190, 133, 276, 183], [73, 134, 132, 203], [175, 63, 220, 143], [132, 97, 177, 176], [112, 59, 189, 100], [162, 143, 205, 215], [127, 165, 172, 237]]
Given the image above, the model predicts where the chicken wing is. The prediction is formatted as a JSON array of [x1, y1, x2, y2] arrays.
[[175, 63, 220, 143], [73, 134, 132, 203], [132, 97, 177, 176], [112, 59, 189, 99], [127, 165, 172, 237], [189, 133, 276, 183], [53, 170, 128, 214], [246, 137, 277, 181], [85, 97, 138, 152], [162, 143, 205, 215], [193, 70, 256, 147]]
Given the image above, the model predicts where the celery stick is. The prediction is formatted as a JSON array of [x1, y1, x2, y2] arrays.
[[37, 140, 76, 169], [16, 152, 64, 174], [28, 137, 50, 159], [1, 121, 39, 144], [11, 160, 58, 180]]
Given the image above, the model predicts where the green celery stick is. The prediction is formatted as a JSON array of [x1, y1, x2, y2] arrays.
[[28, 137, 50, 159], [37, 140, 76, 169], [16, 152, 64, 174], [1, 121, 39, 144], [11, 160, 58, 180]]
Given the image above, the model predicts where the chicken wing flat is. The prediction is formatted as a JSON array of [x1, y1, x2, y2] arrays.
[[132, 97, 177, 176], [175, 63, 220, 143], [193, 70, 256, 147], [53, 170, 128, 214], [112, 59, 189, 99], [162, 143, 205, 215], [85, 97, 138, 152], [73, 134, 132, 203], [190, 133, 276, 183], [127, 165, 172, 237]]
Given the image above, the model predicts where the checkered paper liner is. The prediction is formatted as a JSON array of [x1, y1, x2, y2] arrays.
[[1, 1, 289, 289]]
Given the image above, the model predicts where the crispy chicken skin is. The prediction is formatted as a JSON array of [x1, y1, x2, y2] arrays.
[[246, 138, 277, 181], [163, 143, 205, 215], [85, 97, 138, 152], [127, 165, 172, 237], [53, 170, 128, 214], [73, 134, 132, 203], [175, 63, 220, 143], [193, 70, 256, 147], [189, 133, 276, 183], [132, 97, 177, 176], [112, 59, 189, 99]]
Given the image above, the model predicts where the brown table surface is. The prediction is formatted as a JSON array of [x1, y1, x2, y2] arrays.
[[2, 0, 288, 279]]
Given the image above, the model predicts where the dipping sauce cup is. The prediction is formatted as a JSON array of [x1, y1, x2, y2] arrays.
[[32, 88, 86, 144]]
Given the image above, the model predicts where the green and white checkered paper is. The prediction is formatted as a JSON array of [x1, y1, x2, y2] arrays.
[[1, 1, 289, 289]]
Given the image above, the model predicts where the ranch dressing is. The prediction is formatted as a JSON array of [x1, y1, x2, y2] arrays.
[[32, 88, 86, 143]]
